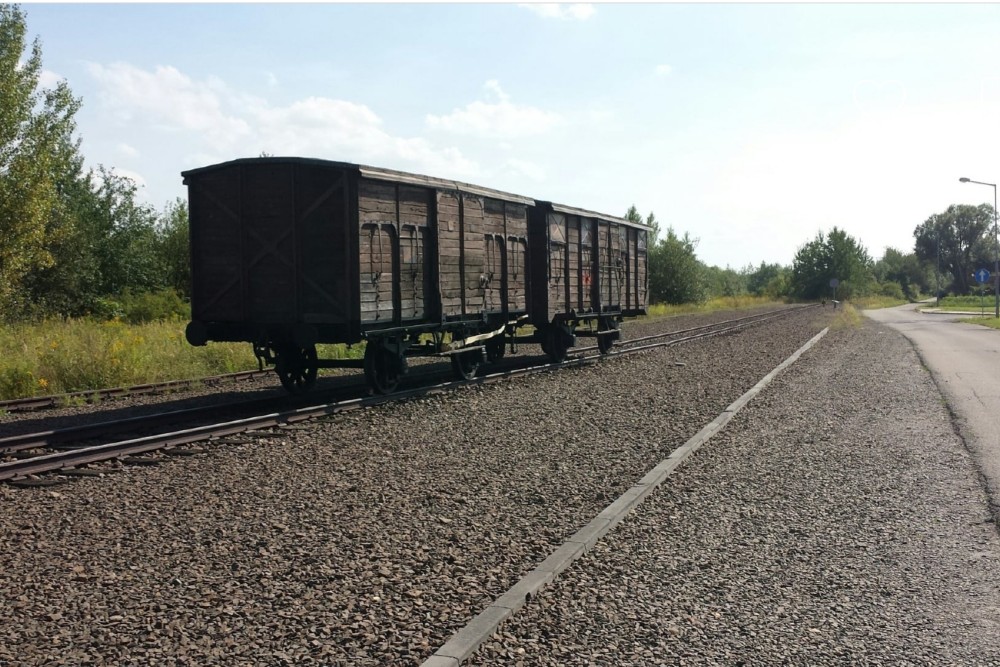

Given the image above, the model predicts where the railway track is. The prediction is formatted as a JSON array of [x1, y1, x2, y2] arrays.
[[0, 369, 272, 413], [0, 305, 816, 486]]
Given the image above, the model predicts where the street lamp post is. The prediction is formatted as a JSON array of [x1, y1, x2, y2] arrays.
[[959, 177, 1000, 319]]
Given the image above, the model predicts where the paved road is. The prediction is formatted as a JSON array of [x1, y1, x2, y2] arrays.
[[865, 303, 1000, 511]]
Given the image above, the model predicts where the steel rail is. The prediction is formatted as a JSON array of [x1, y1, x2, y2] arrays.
[[0, 305, 815, 483], [0, 369, 272, 413]]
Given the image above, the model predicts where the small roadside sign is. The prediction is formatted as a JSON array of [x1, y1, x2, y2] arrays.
[[829, 278, 839, 288], [976, 268, 991, 284]]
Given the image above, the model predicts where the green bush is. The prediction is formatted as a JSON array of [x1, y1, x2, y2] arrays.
[[878, 282, 905, 300], [119, 289, 190, 324], [0, 362, 38, 398]]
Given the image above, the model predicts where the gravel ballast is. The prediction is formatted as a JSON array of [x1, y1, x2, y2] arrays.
[[469, 316, 1000, 665], [7, 307, 989, 665]]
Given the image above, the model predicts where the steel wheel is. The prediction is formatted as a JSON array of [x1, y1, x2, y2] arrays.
[[364, 343, 402, 394], [276, 345, 318, 395], [597, 318, 620, 355], [451, 350, 480, 381]]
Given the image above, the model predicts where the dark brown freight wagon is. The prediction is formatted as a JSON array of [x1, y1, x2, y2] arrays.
[[528, 202, 649, 362], [182, 157, 536, 394]]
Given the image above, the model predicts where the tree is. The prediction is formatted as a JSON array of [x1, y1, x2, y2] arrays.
[[873, 247, 931, 300], [80, 167, 162, 298], [649, 226, 705, 304], [790, 227, 874, 300], [155, 198, 190, 298], [0, 5, 83, 317], [702, 264, 746, 298], [745, 262, 785, 296], [625, 204, 660, 245], [624, 206, 703, 304], [913, 204, 995, 295]]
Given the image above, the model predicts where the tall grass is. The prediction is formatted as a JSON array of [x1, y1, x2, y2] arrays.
[[646, 295, 786, 319], [851, 295, 909, 310], [0, 317, 262, 399], [829, 302, 863, 329]]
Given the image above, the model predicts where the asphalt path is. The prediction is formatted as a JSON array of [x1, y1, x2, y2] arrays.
[[865, 303, 1000, 514]]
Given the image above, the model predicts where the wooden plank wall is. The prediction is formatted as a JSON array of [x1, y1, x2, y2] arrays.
[[482, 199, 502, 314], [597, 221, 610, 311], [598, 222, 628, 310], [439, 192, 527, 319], [398, 186, 430, 320], [359, 180, 432, 324], [505, 203, 529, 313], [573, 218, 596, 313], [297, 169, 349, 323], [189, 169, 243, 322], [547, 213, 567, 320], [243, 164, 297, 322], [438, 191, 463, 317], [567, 216, 581, 313], [463, 195, 486, 315], [635, 228, 648, 310]]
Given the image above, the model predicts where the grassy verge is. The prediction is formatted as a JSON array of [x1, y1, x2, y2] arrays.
[[829, 303, 863, 330], [852, 296, 909, 310], [959, 316, 1000, 329], [645, 295, 787, 319], [0, 318, 361, 401], [931, 295, 999, 312]]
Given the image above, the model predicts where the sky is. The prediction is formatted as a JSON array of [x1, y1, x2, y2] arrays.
[[20, 2, 1000, 269]]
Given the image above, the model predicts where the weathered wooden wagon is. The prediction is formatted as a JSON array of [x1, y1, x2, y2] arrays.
[[529, 202, 649, 362], [183, 157, 648, 394], [183, 157, 535, 393]]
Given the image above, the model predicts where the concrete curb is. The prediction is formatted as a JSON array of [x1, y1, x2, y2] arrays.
[[421, 326, 831, 667], [917, 308, 993, 316]]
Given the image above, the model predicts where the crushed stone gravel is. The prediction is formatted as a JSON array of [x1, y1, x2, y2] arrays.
[[0, 306, 908, 666], [469, 316, 1000, 666]]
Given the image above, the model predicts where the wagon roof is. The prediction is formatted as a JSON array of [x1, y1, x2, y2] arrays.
[[537, 201, 650, 229], [181, 156, 535, 205]]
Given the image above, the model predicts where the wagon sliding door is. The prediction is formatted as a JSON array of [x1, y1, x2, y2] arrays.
[[359, 222, 396, 324], [358, 180, 433, 326], [398, 187, 431, 322], [505, 202, 529, 314], [547, 212, 568, 320], [626, 227, 648, 313], [437, 191, 493, 320], [598, 221, 627, 312]]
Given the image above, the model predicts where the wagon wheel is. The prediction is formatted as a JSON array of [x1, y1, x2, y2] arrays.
[[364, 342, 402, 394], [545, 328, 569, 364], [275, 345, 318, 395], [451, 350, 481, 381], [597, 318, 620, 355]]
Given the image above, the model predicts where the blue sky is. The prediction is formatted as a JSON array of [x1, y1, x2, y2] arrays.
[[22, 2, 1000, 269]]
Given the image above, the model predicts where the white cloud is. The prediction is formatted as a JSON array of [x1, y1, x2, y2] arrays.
[[117, 143, 139, 158], [87, 62, 480, 180], [87, 62, 252, 147], [655, 64, 673, 77], [425, 80, 561, 138], [519, 3, 595, 21]]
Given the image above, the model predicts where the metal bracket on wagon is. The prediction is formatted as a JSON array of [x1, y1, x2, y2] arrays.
[[441, 321, 508, 353]]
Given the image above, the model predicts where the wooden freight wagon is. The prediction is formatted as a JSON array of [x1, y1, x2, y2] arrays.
[[182, 157, 534, 394], [528, 202, 649, 362]]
